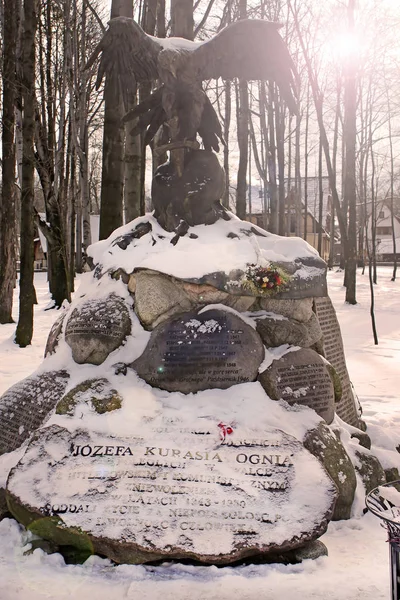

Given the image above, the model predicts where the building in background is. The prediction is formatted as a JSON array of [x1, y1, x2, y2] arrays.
[[246, 176, 335, 262], [366, 203, 400, 262]]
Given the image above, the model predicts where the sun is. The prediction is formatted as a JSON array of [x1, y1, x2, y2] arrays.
[[321, 29, 364, 69], [333, 31, 362, 61]]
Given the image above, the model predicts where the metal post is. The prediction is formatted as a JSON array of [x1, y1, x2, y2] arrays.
[[366, 482, 400, 600], [390, 541, 400, 600]]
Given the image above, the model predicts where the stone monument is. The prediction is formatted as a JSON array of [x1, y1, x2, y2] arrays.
[[0, 209, 379, 564], [0, 16, 385, 566]]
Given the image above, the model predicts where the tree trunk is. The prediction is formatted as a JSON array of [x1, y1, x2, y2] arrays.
[[79, 2, 91, 255], [0, 0, 17, 323], [123, 0, 142, 222], [222, 79, 231, 209], [15, 0, 37, 347], [69, 136, 77, 289], [33, 0, 71, 307], [343, 0, 357, 304], [387, 91, 397, 281], [171, 0, 193, 40], [124, 109, 143, 222], [99, 75, 125, 239], [99, 0, 131, 240], [294, 113, 302, 237], [235, 0, 248, 221], [318, 135, 323, 256], [267, 83, 278, 234], [303, 85, 310, 241], [276, 103, 285, 235], [236, 79, 248, 220], [258, 81, 269, 229]]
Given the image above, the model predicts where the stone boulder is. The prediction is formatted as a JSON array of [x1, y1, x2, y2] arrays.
[[180, 281, 256, 312], [6, 423, 337, 565], [65, 294, 131, 365], [0, 370, 69, 455], [133, 272, 259, 331], [256, 313, 322, 349], [355, 448, 386, 494], [258, 348, 335, 424], [56, 379, 123, 416], [290, 540, 328, 562], [303, 422, 357, 520], [0, 488, 9, 521], [385, 467, 400, 483], [179, 256, 327, 300], [134, 270, 192, 329], [132, 308, 264, 393], [258, 297, 314, 322]]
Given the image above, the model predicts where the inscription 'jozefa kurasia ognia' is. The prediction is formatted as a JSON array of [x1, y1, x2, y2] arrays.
[[6, 422, 337, 563]]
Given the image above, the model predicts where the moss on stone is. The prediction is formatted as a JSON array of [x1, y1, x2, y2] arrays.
[[28, 517, 94, 563], [56, 378, 122, 416], [6, 490, 40, 528], [7, 491, 94, 564], [355, 449, 386, 494], [0, 487, 10, 521], [303, 422, 356, 520], [385, 467, 400, 484]]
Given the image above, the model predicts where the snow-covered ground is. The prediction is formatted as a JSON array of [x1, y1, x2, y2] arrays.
[[0, 267, 399, 600]]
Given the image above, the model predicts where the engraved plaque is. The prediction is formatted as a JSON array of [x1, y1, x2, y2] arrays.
[[314, 297, 359, 426], [65, 294, 131, 365], [133, 309, 264, 393], [258, 348, 335, 424], [0, 371, 69, 455], [7, 421, 337, 564]]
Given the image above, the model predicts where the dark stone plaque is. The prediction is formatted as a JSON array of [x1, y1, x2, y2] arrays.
[[314, 297, 360, 426], [132, 309, 264, 393], [6, 422, 337, 564], [65, 294, 131, 365], [44, 312, 66, 357], [258, 348, 335, 424], [0, 371, 69, 455]]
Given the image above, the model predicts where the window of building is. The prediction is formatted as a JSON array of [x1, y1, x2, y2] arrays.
[[376, 226, 392, 235], [379, 210, 385, 219]]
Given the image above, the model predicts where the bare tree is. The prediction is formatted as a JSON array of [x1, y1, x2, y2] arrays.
[[342, 0, 357, 304], [235, 0, 248, 220], [98, 0, 131, 240], [33, 1, 72, 308], [0, 0, 18, 324], [386, 83, 397, 281], [15, 0, 37, 347]]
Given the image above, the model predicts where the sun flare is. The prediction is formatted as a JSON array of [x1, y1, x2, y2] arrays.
[[326, 31, 363, 63]]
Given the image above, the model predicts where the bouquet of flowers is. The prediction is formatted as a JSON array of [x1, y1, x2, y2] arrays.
[[243, 262, 289, 294]]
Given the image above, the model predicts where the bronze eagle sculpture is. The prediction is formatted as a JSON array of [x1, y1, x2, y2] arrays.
[[87, 17, 298, 232]]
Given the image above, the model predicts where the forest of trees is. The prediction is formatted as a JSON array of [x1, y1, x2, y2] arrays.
[[0, 0, 399, 346]]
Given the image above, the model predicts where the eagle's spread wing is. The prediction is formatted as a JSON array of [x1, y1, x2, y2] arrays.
[[192, 20, 298, 114], [86, 17, 161, 108]]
